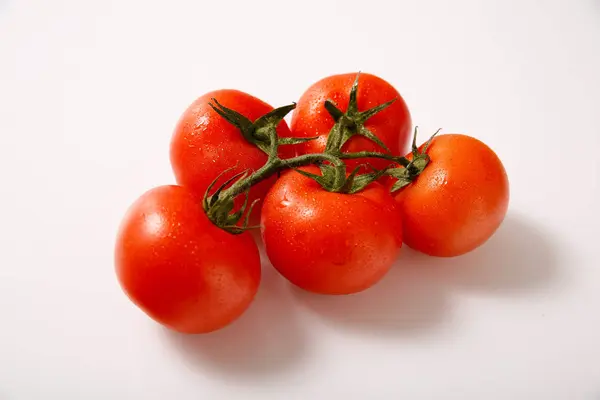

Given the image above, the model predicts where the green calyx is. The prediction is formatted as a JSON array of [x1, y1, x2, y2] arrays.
[[209, 99, 315, 157], [323, 72, 397, 155], [387, 127, 441, 193], [202, 166, 260, 234], [289, 72, 409, 195], [294, 162, 388, 194]]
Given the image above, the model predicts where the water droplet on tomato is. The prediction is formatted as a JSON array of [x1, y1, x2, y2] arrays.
[[278, 191, 291, 208]]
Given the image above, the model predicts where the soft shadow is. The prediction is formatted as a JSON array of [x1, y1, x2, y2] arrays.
[[291, 213, 558, 336], [430, 214, 561, 294], [292, 254, 452, 337], [164, 263, 308, 379]]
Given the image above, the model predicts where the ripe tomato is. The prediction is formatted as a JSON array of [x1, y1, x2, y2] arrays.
[[114, 185, 261, 333], [392, 134, 509, 257], [288, 72, 412, 170], [261, 167, 403, 295], [170, 90, 293, 221]]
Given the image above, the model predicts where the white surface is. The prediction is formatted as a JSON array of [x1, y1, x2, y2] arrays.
[[1, 0, 599, 398]]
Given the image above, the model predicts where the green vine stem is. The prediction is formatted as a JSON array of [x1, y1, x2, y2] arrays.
[[204, 100, 353, 233], [386, 127, 441, 193], [337, 151, 409, 167], [218, 152, 347, 202], [203, 74, 417, 234], [323, 72, 401, 157]]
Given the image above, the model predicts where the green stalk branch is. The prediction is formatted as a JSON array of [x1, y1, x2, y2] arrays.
[[218, 152, 346, 201], [203, 76, 418, 234], [337, 151, 410, 167]]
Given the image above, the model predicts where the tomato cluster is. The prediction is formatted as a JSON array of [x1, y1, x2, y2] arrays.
[[114, 72, 509, 334]]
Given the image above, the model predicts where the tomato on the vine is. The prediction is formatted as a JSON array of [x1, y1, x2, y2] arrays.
[[170, 90, 293, 221], [288, 72, 412, 170], [391, 134, 509, 257], [261, 166, 403, 295], [114, 185, 261, 333]]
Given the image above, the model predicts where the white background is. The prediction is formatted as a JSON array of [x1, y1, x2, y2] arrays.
[[1, 0, 599, 398]]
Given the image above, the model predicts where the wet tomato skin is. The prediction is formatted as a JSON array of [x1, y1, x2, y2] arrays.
[[115, 185, 261, 333], [261, 167, 403, 295], [393, 134, 509, 257]]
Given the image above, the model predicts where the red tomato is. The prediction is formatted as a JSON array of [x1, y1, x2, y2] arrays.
[[288, 72, 412, 170], [261, 167, 403, 295], [392, 134, 509, 257], [170, 90, 293, 221], [115, 185, 261, 333]]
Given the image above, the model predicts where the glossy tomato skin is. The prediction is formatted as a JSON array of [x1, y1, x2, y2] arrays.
[[261, 167, 403, 295], [115, 185, 261, 333], [289, 72, 412, 170], [170, 90, 293, 221], [393, 134, 509, 257]]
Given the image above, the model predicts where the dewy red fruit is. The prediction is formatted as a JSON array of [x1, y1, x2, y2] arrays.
[[390, 133, 509, 257], [287, 72, 412, 170], [261, 166, 403, 295], [115, 185, 261, 333]]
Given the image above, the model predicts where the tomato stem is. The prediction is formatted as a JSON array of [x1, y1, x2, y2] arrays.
[[220, 152, 347, 201], [323, 72, 396, 154], [337, 151, 410, 167], [203, 101, 349, 233], [387, 127, 442, 193], [203, 80, 413, 234]]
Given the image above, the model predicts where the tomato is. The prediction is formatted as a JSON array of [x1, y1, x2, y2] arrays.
[[392, 134, 509, 257], [114, 185, 261, 333], [288, 72, 412, 170], [260, 167, 403, 295], [170, 90, 293, 221]]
